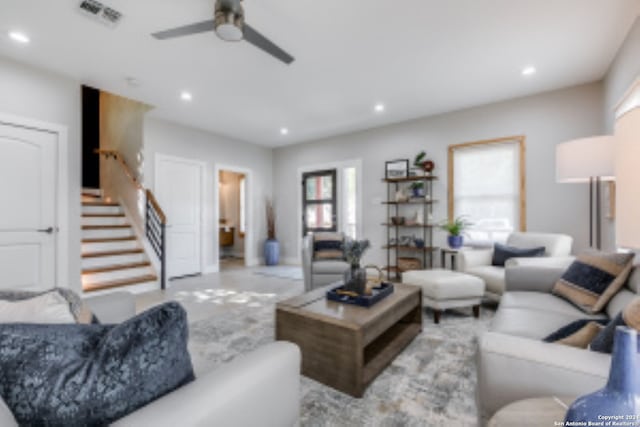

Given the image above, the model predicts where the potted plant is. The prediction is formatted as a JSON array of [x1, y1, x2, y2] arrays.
[[409, 181, 425, 198], [264, 198, 279, 266], [439, 216, 472, 249], [413, 151, 435, 174], [342, 238, 371, 295]]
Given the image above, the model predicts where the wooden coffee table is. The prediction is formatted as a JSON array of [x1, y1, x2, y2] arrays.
[[276, 283, 422, 397]]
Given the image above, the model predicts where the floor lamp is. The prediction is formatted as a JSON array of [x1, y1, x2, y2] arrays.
[[556, 136, 615, 250]]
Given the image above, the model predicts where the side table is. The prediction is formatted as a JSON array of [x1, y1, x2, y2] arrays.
[[441, 248, 459, 270], [488, 396, 576, 426]]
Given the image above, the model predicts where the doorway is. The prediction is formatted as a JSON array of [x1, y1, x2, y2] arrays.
[[218, 169, 247, 270], [155, 154, 203, 279], [0, 114, 69, 291]]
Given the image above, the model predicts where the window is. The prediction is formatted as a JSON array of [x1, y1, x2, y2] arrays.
[[239, 176, 246, 237], [302, 169, 337, 235], [448, 136, 526, 245]]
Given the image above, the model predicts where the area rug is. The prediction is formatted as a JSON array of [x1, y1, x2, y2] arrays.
[[187, 296, 494, 427], [252, 265, 304, 281]]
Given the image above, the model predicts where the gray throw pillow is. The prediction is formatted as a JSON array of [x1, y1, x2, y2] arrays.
[[0, 302, 194, 425]]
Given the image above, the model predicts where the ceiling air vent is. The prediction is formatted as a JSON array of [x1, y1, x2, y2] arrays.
[[78, 0, 123, 28]]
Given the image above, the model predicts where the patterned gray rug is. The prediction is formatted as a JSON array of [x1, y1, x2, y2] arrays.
[[186, 293, 494, 427]]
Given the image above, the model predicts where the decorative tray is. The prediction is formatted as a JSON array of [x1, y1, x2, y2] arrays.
[[326, 282, 394, 307]]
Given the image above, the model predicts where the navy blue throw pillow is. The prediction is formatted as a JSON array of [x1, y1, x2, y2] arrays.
[[0, 302, 194, 425], [491, 243, 546, 267], [590, 312, 627, 353]]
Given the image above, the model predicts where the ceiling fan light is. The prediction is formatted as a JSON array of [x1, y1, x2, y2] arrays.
[[214, 11, 244, 41]]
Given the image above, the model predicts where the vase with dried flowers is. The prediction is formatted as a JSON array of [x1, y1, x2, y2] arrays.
[[264, 198, 279, 266], [342, 238, 371, 294]]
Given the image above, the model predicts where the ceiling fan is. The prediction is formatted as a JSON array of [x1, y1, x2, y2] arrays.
[[151, 0, 294, 65]]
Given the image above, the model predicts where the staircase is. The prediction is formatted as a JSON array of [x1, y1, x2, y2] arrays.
[[81, 188, 158, 293]]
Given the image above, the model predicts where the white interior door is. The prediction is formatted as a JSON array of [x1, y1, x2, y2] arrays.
[[155, 155, 202, 278], [0, 123, 57, 291]]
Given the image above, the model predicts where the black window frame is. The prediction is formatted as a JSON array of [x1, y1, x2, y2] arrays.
[[302, 169, 338, 236]]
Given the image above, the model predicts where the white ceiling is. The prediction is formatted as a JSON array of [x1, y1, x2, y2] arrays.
[[0, 0, 638, 147]]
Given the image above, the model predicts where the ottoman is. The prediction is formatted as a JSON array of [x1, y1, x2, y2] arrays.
[[402, 269, 486, 323]]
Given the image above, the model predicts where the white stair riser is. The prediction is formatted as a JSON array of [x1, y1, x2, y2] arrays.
[[82, 217, 128, 226], [82, 228, 134, 239], [83, 280, 159, 297], [82, 240, 139, 253], [82, 188, 102, 196], [82, 253, 147, 269], [82, 205, 122, 215], [82, 266, 154, 285]]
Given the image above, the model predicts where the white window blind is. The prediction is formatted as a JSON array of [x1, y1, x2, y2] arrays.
[[452, 141, 523, 245]]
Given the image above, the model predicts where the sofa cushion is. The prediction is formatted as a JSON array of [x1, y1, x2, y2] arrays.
[[0, 292, 75, 324], [500, 292, 607, 320], [490, 307, 594, 340], [506, 232, 572, 257], [592, 297, 640, 354], [466, 265, 505, 295], [491, 243, 545, 267], [543, 319, 608, 348], [313, 232, 344, 260], [552, 251, 635, 314], [312, 260, 349, 275], [0, 302, 194, 425], [0, 289, 96, 324]]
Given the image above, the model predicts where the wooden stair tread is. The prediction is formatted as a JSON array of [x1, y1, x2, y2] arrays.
[[82, 213, 125, 218], [82, 224, 131, 230], [82, 236, 136, 243], [83, 274, 158, 292], [82, 201, 119, 207], [82, 248, 143, 258], [82, 261, 151, 274]]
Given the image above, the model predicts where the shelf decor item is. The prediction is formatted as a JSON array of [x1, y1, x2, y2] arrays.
[[342, 238, 371, 295], [409, 181, 425, 198], [440, 216, 472, 249], [564, 326, 640, 423], [385, 159, 409, 179], [264, 198, 279, 265], [414, 151, 436, 174]]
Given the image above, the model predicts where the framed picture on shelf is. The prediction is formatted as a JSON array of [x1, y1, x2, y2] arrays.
[[385, 159, 409, 179]]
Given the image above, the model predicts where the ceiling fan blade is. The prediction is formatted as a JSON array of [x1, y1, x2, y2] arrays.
[[243, 23, 295, 65], [152, 20, 216, 40]]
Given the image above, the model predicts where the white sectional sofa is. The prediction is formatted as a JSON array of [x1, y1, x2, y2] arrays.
[[476, 265, 640, 424], [0, 292, 302, 427]]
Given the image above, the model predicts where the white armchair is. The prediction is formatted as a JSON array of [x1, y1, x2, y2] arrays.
[[302, 234, 349, 292], [458, 232, 574, 300]]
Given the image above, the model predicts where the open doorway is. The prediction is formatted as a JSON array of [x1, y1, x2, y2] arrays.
[[218, 169, 247, 270]]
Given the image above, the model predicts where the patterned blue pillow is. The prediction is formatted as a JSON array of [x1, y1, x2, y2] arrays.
[[0, 302, 194, 425]]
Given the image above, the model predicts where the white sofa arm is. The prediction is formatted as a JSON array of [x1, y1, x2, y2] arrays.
[[477, 332, 609, 421], [114, 342, 301, 427], [84, 291, 136, 323], [458, 248, 493, 271], [505, 256, 575, 269]]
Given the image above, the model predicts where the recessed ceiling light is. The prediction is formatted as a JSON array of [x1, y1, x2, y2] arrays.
[[8, 31, 30, 44], [522, 66, 537, 76], [180, 91, 193, 102], [280, 127, 289, 136], [374, 103, 385, 113]]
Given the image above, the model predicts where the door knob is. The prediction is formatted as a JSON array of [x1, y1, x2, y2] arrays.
[[37, 227, 55, 234]]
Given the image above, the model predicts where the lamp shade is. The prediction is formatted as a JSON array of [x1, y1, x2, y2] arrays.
[[556, 136, 616, 183], [615, 104, 640, 249]]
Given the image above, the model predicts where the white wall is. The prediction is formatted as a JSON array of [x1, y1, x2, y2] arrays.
[[273, 83, 606, 265], [0, 55, 81, 293], [143, 118, 272, 271]]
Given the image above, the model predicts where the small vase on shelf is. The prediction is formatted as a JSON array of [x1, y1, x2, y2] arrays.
[[565, 326, 640, 423]]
